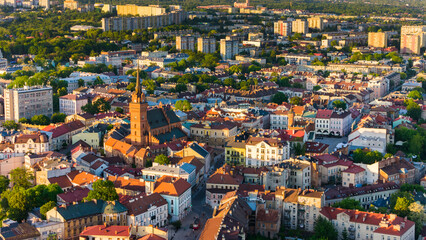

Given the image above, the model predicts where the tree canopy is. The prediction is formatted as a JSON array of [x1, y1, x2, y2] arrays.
[[154, 154, 170, 165], [85, 180, 119, 202]]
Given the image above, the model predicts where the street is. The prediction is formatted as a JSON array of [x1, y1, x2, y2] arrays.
[[169, 154, 224, 240]]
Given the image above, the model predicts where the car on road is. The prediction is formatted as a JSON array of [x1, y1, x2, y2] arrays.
[[193, 218, 200, 230]]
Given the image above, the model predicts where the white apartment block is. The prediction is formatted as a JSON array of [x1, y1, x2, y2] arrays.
[[4, 86, 53, 122], [60, 72, 111, 93], [125, 193, 169, 227], [176, 35, 195, 51], [280, 159, 313, 190], [315, 109, 332, 135], [348, 128, 388, 154], [368, 77, 389, 100], [320, 207, 415, 240], [274, 21, 292, 36], [245, 137, 290, 167], [308, 17, 323, 30], [401, 25, 426, 47], [197, 37, 216, 54], [270, 111, 289, 129], [13, 133, 50, 155], [292, 19, 308, 34], [59, 94, 89, 115], [400, 34, 421, 55], [354, 162, 379, 185], [220, 38, 239, 60]]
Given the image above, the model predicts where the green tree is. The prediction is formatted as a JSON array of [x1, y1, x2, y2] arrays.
[[289, 96, 303, 106], [50, 113, 67, 123], [93, 76, 104, 86], [313, 85, 321, 91], [127, 82, 135, 91], [154, 154, 170, 165], [405, 99, 422, 121], [333, 198, 364, 211], [10, 167, 33, 189], [2, 120, 19, 130], [57, 87, 67, 97], [271, 92, 288, 105], [407, 90, 423, 100], [40, 201, 56, 219], [94, 98, 111, 113], [408, 202, 426, 238], [312, 217, 337, 240], [393, 197, 413, 217], [332, 100, 347, 110], [390, 191, 414, 217], [1, 187, 31, 222], [78, 79, 85, 87], [85, 180, 118, 201], [174, 100, 192, 111], [18, 118, 29, 124], [0, 176, 9, 194], [31, 115, 50, 125], [115, 107, 124, 114]]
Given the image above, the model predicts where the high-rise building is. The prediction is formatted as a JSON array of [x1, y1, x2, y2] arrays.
[[401, 25, 426, 47], [368, 32, 388, 48], [116, 4, 166, 16], [197, 37, 216, 54], [292, 19, 308, 34], [274, 20, 292, 36], [220, 38, 239, 60], [4, 86, 53, 121], [308, 17, 323, 30], [63, 0, 78, 10], [176, 35, 195, 51], [401, 34, 421, 55], [102, 10, 187, 32]]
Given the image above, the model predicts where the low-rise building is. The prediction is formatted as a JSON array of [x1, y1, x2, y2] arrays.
[[320, 207, 415, 240], [121, 193, 168, 227], [324, 182, 400, 209], [46, 200, 128, 240], [275, 187, 324, 232], [13, 133, 50, 155], [59, 94, 89, 116], [379, 157, 416, 185], [245, 136, 290, 167], [153, 176, 191, 222], [255, 205, 281, 239]]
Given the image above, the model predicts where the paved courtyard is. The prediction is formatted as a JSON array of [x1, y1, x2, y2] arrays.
[[316, 136, 348, 153]]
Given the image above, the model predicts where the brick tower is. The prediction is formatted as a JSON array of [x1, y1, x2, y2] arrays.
[[129, 67, 149, 147]]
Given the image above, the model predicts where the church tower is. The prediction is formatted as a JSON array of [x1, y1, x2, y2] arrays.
[[129, 67, 149, 147]]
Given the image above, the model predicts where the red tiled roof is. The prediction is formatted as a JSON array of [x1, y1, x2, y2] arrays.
[[80, 225, 130, 237], [316, 109, 333, 119], [207, 172, 241, 185], [342, 164, 365, 174], [138, 234, 166, 240], [67, 170, 101, 186], [42, 121, 85, 138], [48, 175, 73, 189], [154, 176, 191, 197], [57, 187, 90, 203]]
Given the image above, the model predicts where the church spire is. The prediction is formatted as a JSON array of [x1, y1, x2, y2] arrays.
[[132, 64, 145, 103]]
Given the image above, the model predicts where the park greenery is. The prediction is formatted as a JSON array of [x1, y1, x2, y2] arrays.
[[0, 167, 63, 222]]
